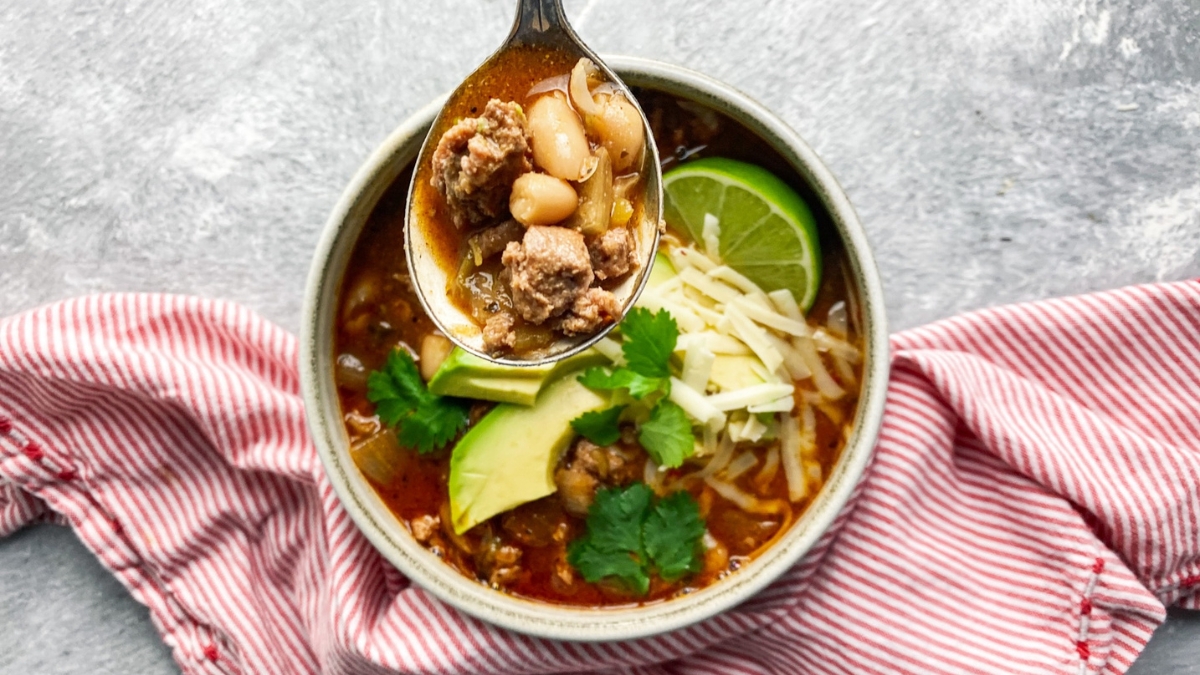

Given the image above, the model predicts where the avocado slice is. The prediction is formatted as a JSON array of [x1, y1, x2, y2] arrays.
[[428, 347, 607, 406], [448, 371, 609, 533], [710, 354, 767, 391]]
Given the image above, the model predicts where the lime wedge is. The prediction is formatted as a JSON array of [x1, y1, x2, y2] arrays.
[[663, 158, 821, 311]]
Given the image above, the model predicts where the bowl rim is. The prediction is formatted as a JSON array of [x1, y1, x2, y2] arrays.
[[300, 55, 890, 642]]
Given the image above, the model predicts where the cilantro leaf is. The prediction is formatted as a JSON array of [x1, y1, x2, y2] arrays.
[[619, 308, 678, 378], [367, 350, 425, 420], [567, 541, 650, 595], [578, 366, 669, 400], [366, 349, 469, 454], [586, 483, 653, 554], [566, 483, 705, 595], [571, 405, 626, 446], [567, 484, 653, 594], [398, 397, 471, 454], [644, 491, 706, 580], [637, 400, 695, 468]]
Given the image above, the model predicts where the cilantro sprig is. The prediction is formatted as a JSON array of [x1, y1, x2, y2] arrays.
[[570, 405, 626, 446], [637, 400, 694, 469], [366, 349, 469, 454], [567, 483, 705, 594], [578, 307, 678, 400], [572, 308, 695, 468]]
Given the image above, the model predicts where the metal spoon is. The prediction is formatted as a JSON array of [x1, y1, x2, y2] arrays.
[[405, 0, 663, 367]]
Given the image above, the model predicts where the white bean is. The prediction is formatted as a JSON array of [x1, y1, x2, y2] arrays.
[[419, 334, 453, 382], [526, 93, 590, 180], [509, 173, 578, 226], [594, 94, 645, 172]]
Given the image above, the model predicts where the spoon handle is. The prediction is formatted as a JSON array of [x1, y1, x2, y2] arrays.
[[510, 0, 573, 44]]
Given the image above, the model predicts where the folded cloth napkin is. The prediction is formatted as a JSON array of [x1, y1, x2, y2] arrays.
[[1, 283, 1197, 675]]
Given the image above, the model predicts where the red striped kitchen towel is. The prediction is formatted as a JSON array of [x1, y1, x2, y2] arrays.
[[1, 282, 1198, 675]]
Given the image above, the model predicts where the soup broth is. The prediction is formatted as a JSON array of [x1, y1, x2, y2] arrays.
[[334, 91, 863, 607]]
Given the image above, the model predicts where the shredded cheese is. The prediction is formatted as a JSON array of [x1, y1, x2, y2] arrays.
[[681, 340, 716, 392], [731, 296, 809, 337], [668, 376, 727, 431], [747, 395, 795, 413], [707, 265, 766, 298], [702, 213, 722, 261], [794, 335, 845, 400], [705, 382, 794, 411], [680, 267, 742, 304], [768, 288, 803, 322], [724, 305, 785, 373], [779, 412, 806, 502], [668, 245, 717, 273]]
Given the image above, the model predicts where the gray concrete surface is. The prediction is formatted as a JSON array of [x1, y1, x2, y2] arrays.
[[0, 0, 1196, 672]]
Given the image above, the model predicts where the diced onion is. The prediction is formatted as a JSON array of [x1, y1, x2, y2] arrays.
[[805, 460, 823, 485], [705, 382, 794, 411], [644, 459, 663, 491], [569, 58, 601, 116], [350, 431, 403, 485], [419, 334, 453, 382], [826, 300, 849, 338]]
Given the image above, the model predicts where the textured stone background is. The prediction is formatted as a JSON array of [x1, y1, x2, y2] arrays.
[[1, 0, 1197, 672]]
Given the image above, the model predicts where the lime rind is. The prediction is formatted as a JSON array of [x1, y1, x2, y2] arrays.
[[662, 158, 822, 311]]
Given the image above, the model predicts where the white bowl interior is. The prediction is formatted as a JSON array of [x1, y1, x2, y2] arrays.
[[300, 56, 889, 642]]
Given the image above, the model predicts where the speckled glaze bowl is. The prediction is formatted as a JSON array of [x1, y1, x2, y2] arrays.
[[300, 56, 889, 641]]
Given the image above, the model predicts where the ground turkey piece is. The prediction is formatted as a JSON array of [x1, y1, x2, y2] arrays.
[[502, 225, 594, 324], [554, 438, 644, 517], [557, 287, 621, 336], [587, 227, 636, 281], [482, 312, 516, 353], [430, 99, 531, 229], [469, 219, 524, 261]]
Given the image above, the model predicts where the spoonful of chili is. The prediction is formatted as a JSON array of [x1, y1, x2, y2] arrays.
[[405, 0, 663, 366]]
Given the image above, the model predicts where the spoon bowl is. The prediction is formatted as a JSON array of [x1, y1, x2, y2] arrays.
[[404, 0, 663, 367]]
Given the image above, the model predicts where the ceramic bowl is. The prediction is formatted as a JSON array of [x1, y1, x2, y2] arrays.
[[300, 56, 889, 641]]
